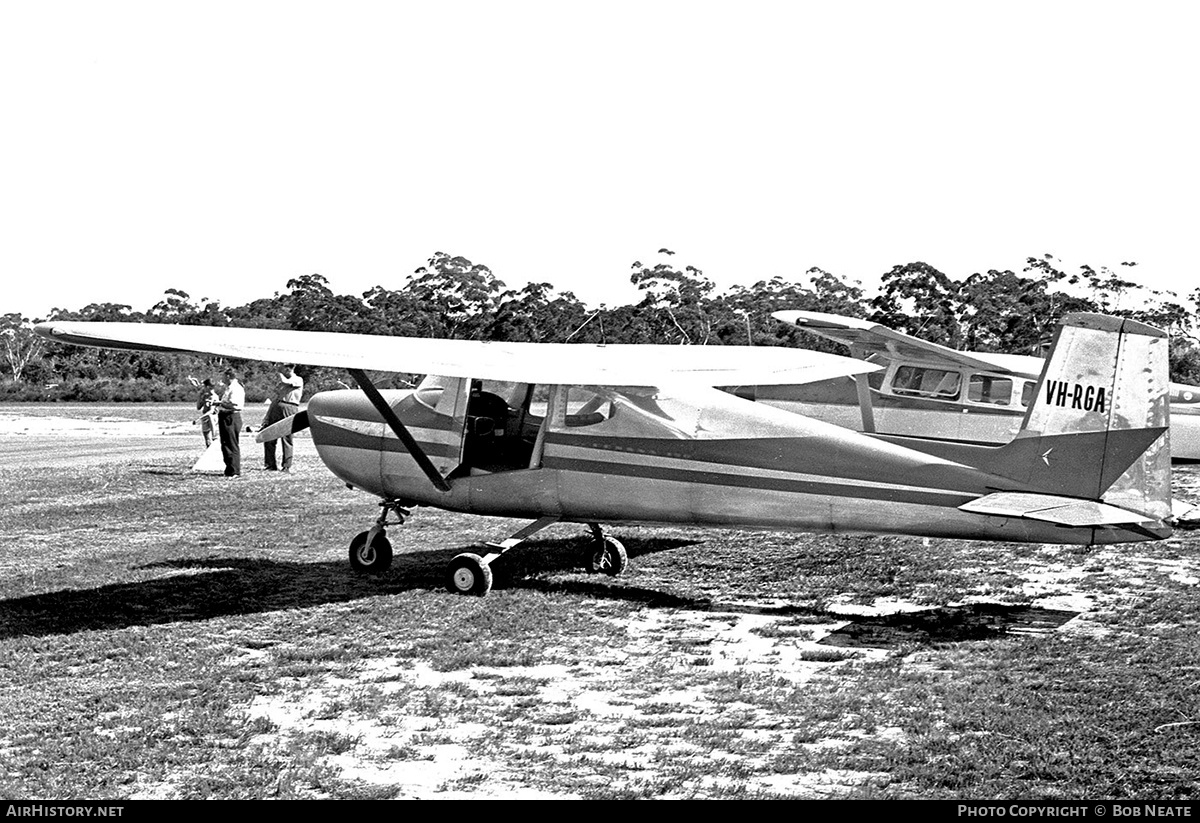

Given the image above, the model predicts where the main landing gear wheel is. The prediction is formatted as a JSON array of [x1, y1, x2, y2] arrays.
[[447, 552, 493, 596], [587, 535, 628, 576], [349, 530, 393, 574]]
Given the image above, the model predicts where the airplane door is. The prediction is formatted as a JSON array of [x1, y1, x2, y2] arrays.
[[460, 380, 543, 473]]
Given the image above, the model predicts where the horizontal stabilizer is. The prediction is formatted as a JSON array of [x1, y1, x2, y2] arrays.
[[255, 410, 309, 444], [960, 491, 1168, 530]]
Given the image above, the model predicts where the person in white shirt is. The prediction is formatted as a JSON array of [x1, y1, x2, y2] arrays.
[[217, 367, 246, 477], [263, 364, 304, 472]]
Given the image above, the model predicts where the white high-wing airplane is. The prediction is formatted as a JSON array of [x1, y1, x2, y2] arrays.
[[765, 310, 1200, 462], [35, 312, 1174, 597]]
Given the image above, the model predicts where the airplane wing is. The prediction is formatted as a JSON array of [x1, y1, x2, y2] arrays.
[[772, 310, 1041, 376], [34, 321, 880, 388]]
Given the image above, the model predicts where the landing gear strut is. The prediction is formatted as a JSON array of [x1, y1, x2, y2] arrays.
[[348, 499, 410, 574], [442, 516, 560, 597], [349, 506, 628, 596], [441, 519, 628, 596]]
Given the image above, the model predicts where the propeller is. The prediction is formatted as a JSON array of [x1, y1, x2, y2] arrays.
[[255, 410, 309, 443]]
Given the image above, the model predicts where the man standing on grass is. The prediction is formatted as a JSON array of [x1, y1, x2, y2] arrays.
[[217, 367, 245, 478], [263, 364, 303, 472]]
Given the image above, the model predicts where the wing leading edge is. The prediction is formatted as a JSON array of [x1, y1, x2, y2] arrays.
[[34, 321, 880, 388]]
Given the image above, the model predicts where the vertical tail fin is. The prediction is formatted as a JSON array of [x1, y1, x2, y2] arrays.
[[1011, 313, 1172, 518]]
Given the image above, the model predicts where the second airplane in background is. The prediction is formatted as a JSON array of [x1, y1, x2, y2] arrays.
[[763, 310, 1200, 462]]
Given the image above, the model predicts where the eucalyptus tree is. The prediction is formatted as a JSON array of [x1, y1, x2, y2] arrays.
[[629, 253, 715, 344]]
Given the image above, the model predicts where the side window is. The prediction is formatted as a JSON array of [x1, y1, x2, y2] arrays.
[[968, 374, 1014, 405], [561, 386, 615, 428], [890, 366, 961, 400]]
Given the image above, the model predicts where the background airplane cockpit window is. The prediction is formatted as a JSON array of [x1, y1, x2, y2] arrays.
[[891, 366, 962, 400], [968, 374, 1014, 405]]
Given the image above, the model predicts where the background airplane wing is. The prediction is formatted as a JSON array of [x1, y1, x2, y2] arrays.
[[772, 309, 1040, 375], [35, 321, 880, 387]]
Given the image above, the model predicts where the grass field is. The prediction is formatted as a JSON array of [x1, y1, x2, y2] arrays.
[[1, 403, 1198, 799]]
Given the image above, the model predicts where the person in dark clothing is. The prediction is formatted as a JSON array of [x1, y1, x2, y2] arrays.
[[263, 365, 303, 472], [217, 367, 245, 477]]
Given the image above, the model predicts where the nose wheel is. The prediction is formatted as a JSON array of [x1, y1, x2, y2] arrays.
[[586, 529, 628, 576], [349, 530, 393, 573], [348, 499, 409, 574]]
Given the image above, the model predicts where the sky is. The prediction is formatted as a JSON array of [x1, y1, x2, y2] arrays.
[[2, 1, 1198, 319]]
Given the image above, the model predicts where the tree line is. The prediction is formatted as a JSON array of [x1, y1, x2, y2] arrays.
[[3, 250, 1198, 403]]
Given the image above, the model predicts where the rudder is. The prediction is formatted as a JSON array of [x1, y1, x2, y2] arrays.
[[1015, 313, 1171, 518]]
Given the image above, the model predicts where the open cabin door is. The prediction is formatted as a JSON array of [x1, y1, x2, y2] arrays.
[[413, 375, 551, 476]]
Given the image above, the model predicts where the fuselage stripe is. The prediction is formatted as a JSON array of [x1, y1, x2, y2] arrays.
[[546, 442, 969, 496], [312, 419, 460, 459], [540, 455, 974, 507]]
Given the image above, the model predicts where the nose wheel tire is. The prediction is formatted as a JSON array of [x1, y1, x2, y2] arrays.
[[587, 535, 628, 576], [349, 531, 393, 573], [447, 553, 493, 596]]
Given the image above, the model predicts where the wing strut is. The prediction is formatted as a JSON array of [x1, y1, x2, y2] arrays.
[[348, 368, 452, 493], [853, 374, 876, 433]]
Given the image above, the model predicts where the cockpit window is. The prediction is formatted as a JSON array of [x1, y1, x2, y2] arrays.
[[890, 366, 961, 400], [413, 374, 452, 410]]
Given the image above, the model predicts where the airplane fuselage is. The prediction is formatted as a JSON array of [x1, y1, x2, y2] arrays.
[[306, 384, 1155, 546]]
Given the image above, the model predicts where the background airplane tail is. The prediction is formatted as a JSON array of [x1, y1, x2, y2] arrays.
[[988, 313, 1172, 520]]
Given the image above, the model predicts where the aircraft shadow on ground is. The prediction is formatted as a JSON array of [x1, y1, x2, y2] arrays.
[[0, 537, 699, 639], [0, 532, 1075, 646], [819, 603, 1080, 648]]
